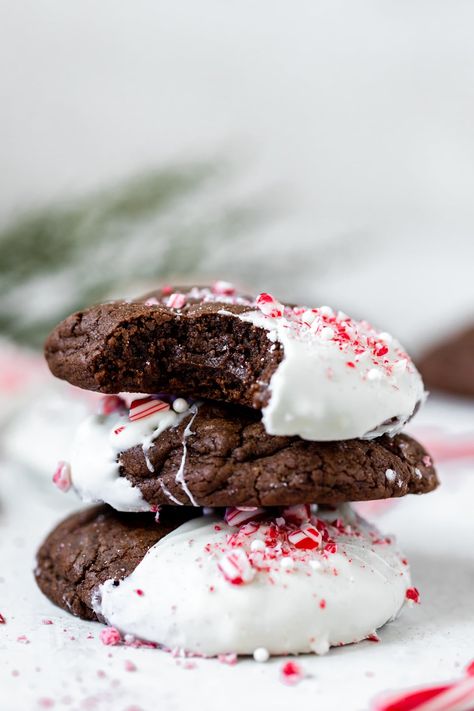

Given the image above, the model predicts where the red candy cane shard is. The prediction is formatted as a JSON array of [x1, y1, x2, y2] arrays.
[[406, 587, 420, 604], [217, 550, 255, 585], [288, 525, 322, 550], [256, 292, 284, 318], [224, 507, 266, 527], [0, 614, 5, 624], [52, 461, 72, 492], [129, 397, 170, 422], [166, 293, 187, 309]]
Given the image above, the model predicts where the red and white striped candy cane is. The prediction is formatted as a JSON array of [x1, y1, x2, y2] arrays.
[[288, 525, 322, 550], [129, 397, 170, 422], [373, 663, 474, 711], [217, 549, 255, 585]]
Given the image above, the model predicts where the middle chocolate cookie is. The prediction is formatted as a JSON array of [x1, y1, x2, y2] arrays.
[[63, 394, 438, 510]]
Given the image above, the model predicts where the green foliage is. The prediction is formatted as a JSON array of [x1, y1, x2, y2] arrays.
[[0, 162, 263, 347]]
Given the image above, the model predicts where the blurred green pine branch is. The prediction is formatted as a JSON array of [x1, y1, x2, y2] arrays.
[[0, 161, 265, 348]]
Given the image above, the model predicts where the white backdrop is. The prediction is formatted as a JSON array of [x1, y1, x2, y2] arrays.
[[1, 1, 473, 348]]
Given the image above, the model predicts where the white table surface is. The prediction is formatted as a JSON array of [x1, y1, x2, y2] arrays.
[[0, 394, 473, 711]]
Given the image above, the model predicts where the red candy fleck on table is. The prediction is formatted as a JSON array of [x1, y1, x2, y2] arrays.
[[52, 461, 71, 492], [218, 652, 238, 665], [280, 661, 304, 685], [319, 599, 326, 610], [135, 589, 144, 597], [99, 627, 122, 646], [406, 587, 420, 604], [129, 396, 170, 422], [124, 660, 137, 672], [288, 525, 322, 551], [0, 613, 6, 624]]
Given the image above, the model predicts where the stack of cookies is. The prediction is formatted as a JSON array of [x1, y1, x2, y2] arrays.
[[35, 282, 438, 658]]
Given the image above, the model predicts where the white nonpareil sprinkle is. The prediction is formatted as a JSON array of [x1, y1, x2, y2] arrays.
[[250, 539, 266, 552], [173, 398, 189, 414], [253, 647, 270, 663], [367, 368, 383, 381]]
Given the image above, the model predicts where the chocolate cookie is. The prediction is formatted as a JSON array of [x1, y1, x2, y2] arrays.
[[418, 324, 474, 398], [35, 504, 412, 656], [35, 506, 196, 620], [44, 285, 275, 406], [69, 398, 438, 509], [44, 283, 425, 442]]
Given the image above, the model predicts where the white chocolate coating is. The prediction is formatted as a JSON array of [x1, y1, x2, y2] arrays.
[[94, 506, 411, 657], [69, 401, 196, 511], [235, 306, 425, 441]]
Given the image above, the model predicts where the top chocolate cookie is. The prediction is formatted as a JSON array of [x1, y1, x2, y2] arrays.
[[45, 282, 425, 441]]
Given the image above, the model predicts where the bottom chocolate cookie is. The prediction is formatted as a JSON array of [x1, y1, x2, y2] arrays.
[[36, 504, 415, 657]]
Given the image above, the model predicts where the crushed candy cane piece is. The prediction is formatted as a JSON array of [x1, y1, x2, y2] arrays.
[[256, 292, 284, 318], [0, 614, 5, 624], [406, 587, 420, 604], [52, 461, 72, 492], [166, 293, 187, 309], [288, 525, 321, 551], [129, 397, 170, 422], [217, 549, 256, 585]]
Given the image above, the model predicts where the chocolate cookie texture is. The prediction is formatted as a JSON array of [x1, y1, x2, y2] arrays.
[[418, 324, 474, 398], [69, 398, 438, 510], [35, 506, 195, 620], [45, 284, 425, 441], [44, 285, 277, 408]]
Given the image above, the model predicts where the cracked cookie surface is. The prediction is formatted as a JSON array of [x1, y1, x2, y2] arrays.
[[70, 400, 438, 509]]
